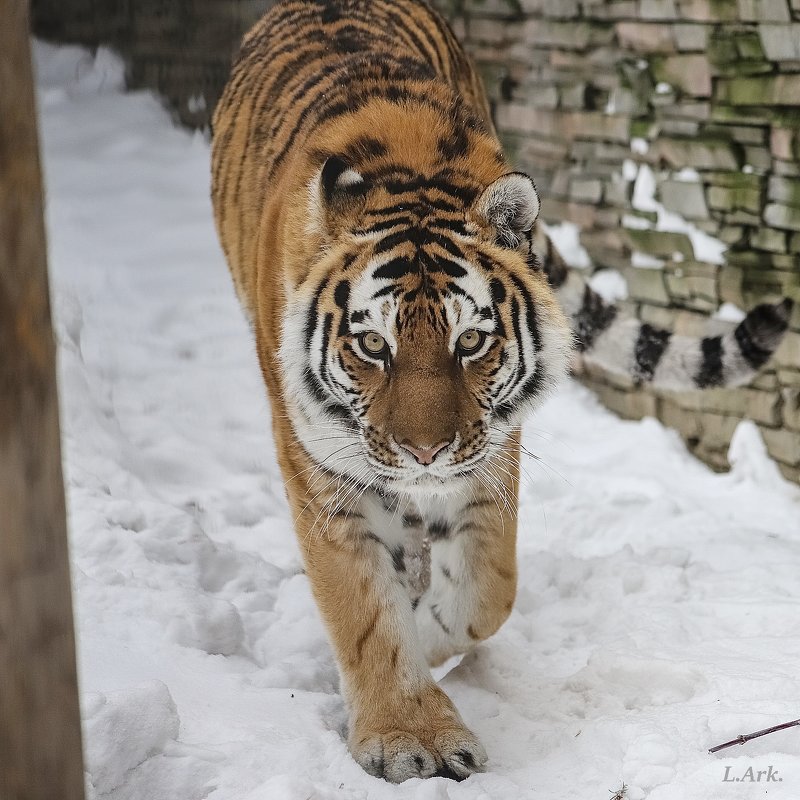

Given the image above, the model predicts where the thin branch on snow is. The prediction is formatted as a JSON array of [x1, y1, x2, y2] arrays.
[[709, 719, 800, 754], [609, 784, 627, 800]]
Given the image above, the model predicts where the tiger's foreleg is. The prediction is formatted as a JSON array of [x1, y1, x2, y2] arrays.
[[413, 441, 520, 667], [291, 475, 489, 782]]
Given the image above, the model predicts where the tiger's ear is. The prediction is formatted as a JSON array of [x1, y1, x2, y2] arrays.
[[474, 172, 540, 249], [311, 156, 368, 238]]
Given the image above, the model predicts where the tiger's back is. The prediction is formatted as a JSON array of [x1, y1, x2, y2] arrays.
[[211, 0, 496, 321]]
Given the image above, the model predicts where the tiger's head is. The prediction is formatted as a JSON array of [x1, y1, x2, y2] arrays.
[[280, 155, 573, 500]]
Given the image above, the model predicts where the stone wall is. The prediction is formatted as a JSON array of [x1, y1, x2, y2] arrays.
[[31, 0, 800, 481], [433, 0, 800, 482]]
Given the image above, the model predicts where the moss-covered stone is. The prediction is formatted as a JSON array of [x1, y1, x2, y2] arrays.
[[710, 105, 773, 125], [629, 118, 656, 139], [656, 136, 743, 170], [719, 225, 747, 246], [719, 264, 746, 306], [664, 260, 719, 311], [752, 371, 780, 391], [659, 178, 709, 219], [665, 279, 718, 311], [705, 171, 764, 190], [779, 369, 800, 388], [772, 109, 800, 130], [707, 31, 739, 65], [672, 23, 707, 51], [724, 209, 764, 226], [570, 177, 603, 202], [625, 228, 695, 259], [522, 19, 592, 49], [615, 21, 676, 52], [765, 203, 800, 231], [651, 54, 712, 96], [590, 380, 659, 419], [641, 0, 678, 18], [666, 386, 781, 426], [658, 396, 702, 439], [698, 411, 741, 451], [704, 123, 768, 146], [768, 176, 800, 208], [738, 0, 792, 22], [783, 388, 800, 431], [761, 427, 800, 465], [707, 183, 763, 214], [678, 0, 741, 22], [758, 23, 800, 60], [736, 29, 767, 60], [628, 267, 671, 306], [750, 227, 788, 252], [730, 250, 799, 271], [776, 331, 800, 369], [771, 127, 796, 160], [717, 74, 800, 107], [627, 208, 659, 224], [714, 60, 776, 78]]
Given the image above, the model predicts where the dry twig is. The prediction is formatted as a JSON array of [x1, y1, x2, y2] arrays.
[[709, 718, 800, 754]]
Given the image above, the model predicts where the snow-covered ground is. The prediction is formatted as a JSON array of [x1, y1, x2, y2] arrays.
[[37, 43, 800, 800]]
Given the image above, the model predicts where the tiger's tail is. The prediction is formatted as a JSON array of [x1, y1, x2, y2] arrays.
[[533, 226, 793, 391]]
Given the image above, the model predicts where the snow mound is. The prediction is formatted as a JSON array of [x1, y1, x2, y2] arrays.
[[82, 681, 216, 800]]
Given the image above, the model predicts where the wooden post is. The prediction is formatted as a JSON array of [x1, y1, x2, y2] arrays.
[[0, 1, 86, 798]]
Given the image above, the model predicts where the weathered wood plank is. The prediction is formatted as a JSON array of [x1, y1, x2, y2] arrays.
[[0, 2, 86, 798]]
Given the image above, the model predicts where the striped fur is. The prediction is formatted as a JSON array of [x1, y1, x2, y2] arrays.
[[211, 0, 789, 783], [532, 226, 792, 391]]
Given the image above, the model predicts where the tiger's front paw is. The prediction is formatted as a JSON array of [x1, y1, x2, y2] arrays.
[[349, 687, 487, 782]]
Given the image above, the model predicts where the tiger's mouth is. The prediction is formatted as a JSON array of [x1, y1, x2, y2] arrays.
[[382, 472, 467, 499], [364, 446, 494, 498]]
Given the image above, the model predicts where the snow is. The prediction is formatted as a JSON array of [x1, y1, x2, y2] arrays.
[[589, 269, 629, 303], [629, 163, 728, 266], [632, 164, 659, 213], [674, 167, 701, 183], [542, 220, 592, 270], [37, 42, 800, 800], [713, 303, 747, 325], [631, 250, 666, 270]]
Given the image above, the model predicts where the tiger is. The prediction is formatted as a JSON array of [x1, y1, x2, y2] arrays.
[[210, 0, 791, 782]]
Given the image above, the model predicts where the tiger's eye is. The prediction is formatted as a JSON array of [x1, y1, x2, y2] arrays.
[[359, 331, 387, 357], [457, 329, 484, 354]]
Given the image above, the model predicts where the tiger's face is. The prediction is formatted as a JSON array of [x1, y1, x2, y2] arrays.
[[280, 161, 572, 500]]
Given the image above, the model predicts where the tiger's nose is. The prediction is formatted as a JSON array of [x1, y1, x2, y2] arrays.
[[398, 438, 452, 465]]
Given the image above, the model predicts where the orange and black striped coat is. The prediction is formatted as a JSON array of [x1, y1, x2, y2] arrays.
[[210, 0, 790, 782]]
